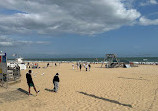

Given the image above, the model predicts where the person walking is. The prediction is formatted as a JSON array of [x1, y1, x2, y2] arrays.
[[72, 63, 74, 70], [26, 70, 40, 96], [55, 63, 57, 66], [85, 64, 88, 71], [79, 64, 82, 71], [88, 64, 91, 71], [47, 63, 49, 67], [76, 62, 79, 70], [53, 73, 60, 92]]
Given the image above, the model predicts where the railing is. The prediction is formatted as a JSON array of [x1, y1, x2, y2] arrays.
[[0, 67, 21, 88], [7, 67, 21, 81]]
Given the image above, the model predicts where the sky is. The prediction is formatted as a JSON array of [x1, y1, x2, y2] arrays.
[[0, 0, 158, 58]]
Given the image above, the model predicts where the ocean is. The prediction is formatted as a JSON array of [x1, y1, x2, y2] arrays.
[[8, 57, 158, 62]]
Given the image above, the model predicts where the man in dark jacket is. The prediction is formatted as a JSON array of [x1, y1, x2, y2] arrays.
[[53, 73, 60, 92], [79, 64, 82, 71], [26, 70, 39, 95], [88, 64, 91, 71], [47, 63, 49, 67]]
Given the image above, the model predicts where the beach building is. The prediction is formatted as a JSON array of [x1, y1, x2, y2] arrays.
[[7, 57, 26, 70]]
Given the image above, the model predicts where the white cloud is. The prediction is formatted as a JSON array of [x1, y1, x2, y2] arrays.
[[0, 42, 13, 46], [150, 0, 158, 4], [139, 17, 158, 25], [0, 0, 141, 35], [140, 0, 158, 6], [0, 36, 49, 47], [121, 0, 136, 9]]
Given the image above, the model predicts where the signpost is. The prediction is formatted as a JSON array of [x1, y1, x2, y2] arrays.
[[0, 52, 8, 88]]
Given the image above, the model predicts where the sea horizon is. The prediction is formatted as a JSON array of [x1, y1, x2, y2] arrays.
[[8, 57, 158, 62]]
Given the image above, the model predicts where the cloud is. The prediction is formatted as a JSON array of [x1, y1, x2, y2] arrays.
[[0, 0, 141, 35], [121, 0, 136, 9], [139, 17, 158, 25], [149, 0, 158, 4], [140, 0, 158, 6], [0, 36, 49, 47]]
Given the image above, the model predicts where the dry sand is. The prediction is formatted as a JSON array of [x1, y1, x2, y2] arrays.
[[0, 63, 158, 111]]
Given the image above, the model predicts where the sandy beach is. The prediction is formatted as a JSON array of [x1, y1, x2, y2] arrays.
[[0, 63, 158, 111]]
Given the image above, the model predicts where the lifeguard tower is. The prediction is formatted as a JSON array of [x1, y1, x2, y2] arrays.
[[0, 52, 21, 88], [101, 54, 120, 68], [0, 52, 8, 87]]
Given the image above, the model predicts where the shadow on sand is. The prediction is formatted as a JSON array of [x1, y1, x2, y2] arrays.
[[45, 88, 54, 92], [17, 88, 35, 96], [77, 91, 132, 108], [0, 88, 29, 103], [94, 67, 106, 68], [118, 77, 149, 81], [17, 88, 29, 95]]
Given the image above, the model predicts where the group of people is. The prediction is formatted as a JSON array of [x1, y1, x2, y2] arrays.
[[26, 70, 60, 96], [72, 63, 91, 71], [27, 62, 39, 69], [26, 62, 91, 96]]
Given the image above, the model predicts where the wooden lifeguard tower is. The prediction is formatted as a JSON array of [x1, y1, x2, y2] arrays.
[[101, 54, 120, 68]]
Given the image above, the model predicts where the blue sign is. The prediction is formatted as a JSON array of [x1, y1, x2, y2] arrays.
[[2, 55, 6, 63]]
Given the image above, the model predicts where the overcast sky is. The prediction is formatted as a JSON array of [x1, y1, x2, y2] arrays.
[[0, 0, 158, 58]]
